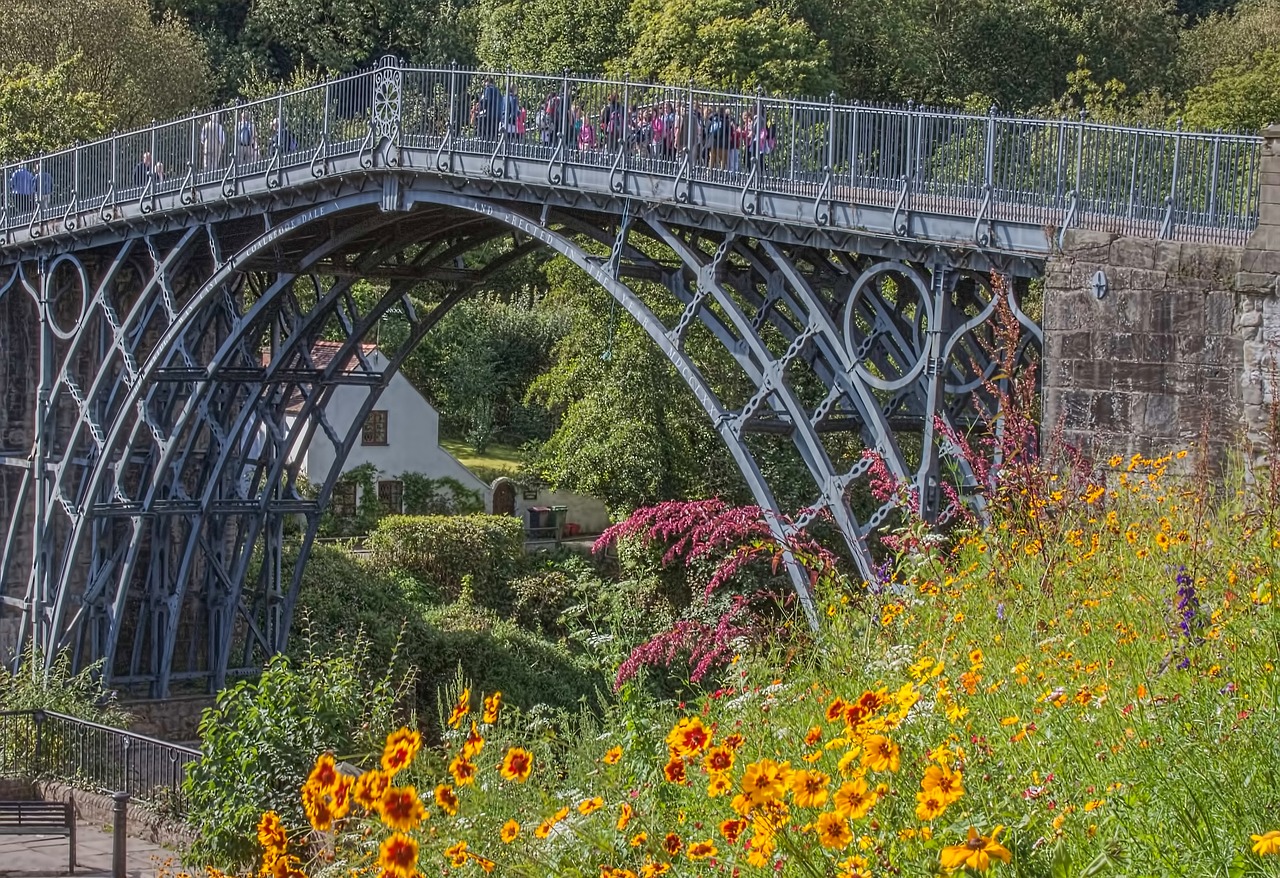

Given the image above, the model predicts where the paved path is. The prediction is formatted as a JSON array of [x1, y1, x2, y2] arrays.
[[0, 821, 172, 877]]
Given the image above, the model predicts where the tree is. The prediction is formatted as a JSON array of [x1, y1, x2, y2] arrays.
[[0, 0, 208, 127], [0, 61, 112, 163], [476, 0, 633, 73], [1181, 47, 1280, 130]]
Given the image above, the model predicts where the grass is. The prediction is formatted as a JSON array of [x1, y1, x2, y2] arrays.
[[439, 438, 523, 474]]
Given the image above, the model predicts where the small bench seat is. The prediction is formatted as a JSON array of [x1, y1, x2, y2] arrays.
[[0, 800, 76, 872]]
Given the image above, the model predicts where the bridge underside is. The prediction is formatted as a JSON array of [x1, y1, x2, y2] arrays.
[[0, 178, 1041, 695]]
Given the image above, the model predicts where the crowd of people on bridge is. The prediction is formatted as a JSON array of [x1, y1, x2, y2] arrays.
[[467, 77, 779, 172]]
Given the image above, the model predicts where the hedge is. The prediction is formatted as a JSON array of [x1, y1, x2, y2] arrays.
[[365, 514, 524, 608]]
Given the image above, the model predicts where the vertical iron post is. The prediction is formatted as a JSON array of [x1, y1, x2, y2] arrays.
[[112, 791, 129, 878]]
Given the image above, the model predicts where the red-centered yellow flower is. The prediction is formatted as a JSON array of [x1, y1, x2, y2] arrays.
[[789, 769, 831, 808], [825, 697, 849, 723], [602, 745, 623, 765], [500, 747, 533, 782], [630, 832, 648, 847], [720, 818, 748, 845], [380, 786, 427, 831], [805, 725, 823, 746], [940, 826, 1012, 872], [639, 864, 670, 878], [578, 796, 605, 815], [329, 775, 353, 820], [921, 764, 965, 804], [306, 753, 339, 792], [816, 811, 853, 849], [617, 802, 634, 831], [434, 784, 460, 817], [301, 783, 334, 832], [703, 745, 734, 775], [861, 735, 900, 773], [381, 728, 422, 774], [600, 868, 637, 878], [666, 716, 711, 758], [448, 689, 471, 729], [472, 855, 496, 874], [461, 723, 485, 761], [500, 819, 519, 843], [535, 806, 570, 839], [687, 840, 717, 861], [663, 832, 682, 855], [724, 733, 744, 750], [449, 755, 476, 787], [915, 790, 948, 821], [663, 756, 688, 785], [353, 770, 391, 812], [745, 833, 776, 868], [378, 833, 420, 878], [482, 691, 502, 724], [1254, 831, 1280, 855], [257, 811, 287, 854], [837, 854, 873, 878], [707, 775, 732, 798], [833, 778, 878, 819], [741, 759, 790, 805], [443, 841, 468, 868], [260, 851, 303, 878]]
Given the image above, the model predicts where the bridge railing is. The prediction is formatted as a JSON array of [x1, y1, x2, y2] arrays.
[[0, 709, 199, 817], [0, 60, 1263, 248]]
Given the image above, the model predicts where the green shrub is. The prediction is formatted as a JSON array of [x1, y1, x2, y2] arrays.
[[0, 646, 128, 725], [366, 514, 524, 608], [182, 630, 412, 869], [401, 473, 484, 515]]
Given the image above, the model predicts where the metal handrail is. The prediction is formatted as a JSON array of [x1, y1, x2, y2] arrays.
[[0, 709, 200, 817], [0, 58, 1264, 248]]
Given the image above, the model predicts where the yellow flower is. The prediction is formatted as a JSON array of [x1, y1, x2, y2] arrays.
[[940, 826, 1012, 872], [915, 790, 947, 821], [816, 811, 853, 849], [301, 783, 334, 832], [461, 723, 485, 760], [666, 716, 711, 758], [617, 802, 634, 831], [602, 745, 623, 765], [804, 726, 823, 746], [377, 833, 419, 878], [443, 840, 468, 868], [789, 769, 831, 808], [921, 764, 965, 804], [741, 758, 791, 805], [256, 811, 287, 854], [434, 784, 460, 817], [381, 728, 422, 774], [745, 833, 776, 868], [703, 745, 734, 774], [860, 735, 900, 773], [500, 819, 519, 843], [448, 689, 471, 729], [630, 832, 648, 847], [639, 863, 669, 877], [720, 818, 748, 844], [306, 753, 339, 792], [1253, 831, 1280, 855], [836, 854, 873, 878], [686, 840, 717, 861], [663, 833, 682, 856], [380, 786, 427, 832], [578, 796, 605, 815], [482, 691, 502, 724], [448, 755, 476, 787], [663, 756, 689, 785], [707, 774, 732, 797], [833, 778, 877, 819], [500, 747, 533, 783], [353, 770, 391, 813]]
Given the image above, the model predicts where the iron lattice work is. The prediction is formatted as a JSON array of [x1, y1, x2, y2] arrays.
[[0, 57, 1065, 695]]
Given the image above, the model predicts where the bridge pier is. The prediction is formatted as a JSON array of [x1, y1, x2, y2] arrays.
[[1043, 124, 1280, 473]]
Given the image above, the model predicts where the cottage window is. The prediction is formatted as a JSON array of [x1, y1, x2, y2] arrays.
[[378, 479, 404, 514], [362, 410, 389, 445], [332, 482, 358, 518]]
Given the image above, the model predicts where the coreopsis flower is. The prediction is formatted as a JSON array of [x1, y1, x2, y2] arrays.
[[472, 855, 496, 874], [703, 745, 734, 775], [630, 832, 648, 847], [663, 832, 682, 856], [666, 717, 711, 758], [448, 755, 476, 787], [826, 697, 849, 723], [329, 775, 353, 820], [833, 778, 878, 819], [921, 764, 965, 804], [602, 745, 623, 765], [686, 840, 717, 861], [500, 747, 533, 782], [789, 769, 831, 808], [578, 796, 604, 816], [306, 753, 339, 792], [443, 841, 468, 868], [836, 854, 873, 878], [720, 818, 747, 844], [448, 689, 471, 728], [434, 784, 460, 817], [663, 756, 688, 785], [461, 723, 485, 760], [723, 733, 744, 750], [816, 811, 853, 849], [940, 826, 1012, 872], [861, 735, 900, 773], [500, 819, 519, 843], [617, 802, 634, 831], [804, 726, 823, 746], [741, 759, 790, 805], [915, 790, 948, 821], [380, 786, 427, 831], [377, 833, 419, 878], [745, 832, 776, 868], [353, 770, 391, 812], [381, 728, 422, 774], [1253, 831, 1280, 855], [639, 863, 669, 877], [301, 783, 334, 832], [707, 774, 732, 797], [256, 811, 287, 855], [482, 691, 502, 724]]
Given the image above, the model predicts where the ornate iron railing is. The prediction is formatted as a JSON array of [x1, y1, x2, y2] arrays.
[[0, 709, 199, 816], [0, 58, 1264, 248]]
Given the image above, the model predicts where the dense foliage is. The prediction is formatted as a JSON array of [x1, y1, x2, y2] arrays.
[[366, 514, 525, 605]]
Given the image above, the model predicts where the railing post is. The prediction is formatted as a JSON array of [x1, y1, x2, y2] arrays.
[[849, 102, 859, 190], [122, 736, 133, 798], [448, 61, 458, 136], [984, 104, 996, 195], [562, 68, 571, 148], [32, 709, 45, 776], [112, 791, 129, 878], [1160, 119, 1183, 239], [826, 92, 836, 181]]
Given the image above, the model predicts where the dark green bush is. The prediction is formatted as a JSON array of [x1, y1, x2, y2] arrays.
[[365, 514, 524, 608]]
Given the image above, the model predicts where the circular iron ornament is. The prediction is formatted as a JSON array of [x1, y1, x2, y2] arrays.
[[43, 253, 90, 341], [841, 260, 935, 393], [371, 62, 403, 141]]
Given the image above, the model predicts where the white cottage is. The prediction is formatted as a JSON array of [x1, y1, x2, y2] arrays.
[[286, 341, 490, 512]]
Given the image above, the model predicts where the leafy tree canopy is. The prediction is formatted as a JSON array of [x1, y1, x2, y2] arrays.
[[476, 0, 633, 74], [0, 61, 112, 163]]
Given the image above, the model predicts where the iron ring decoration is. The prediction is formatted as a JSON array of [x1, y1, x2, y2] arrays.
[[841, 260, 936, 393], [43, 253, 91, 341]]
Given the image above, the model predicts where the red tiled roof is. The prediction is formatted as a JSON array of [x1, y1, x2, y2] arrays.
[[259, 340, 383, 413]]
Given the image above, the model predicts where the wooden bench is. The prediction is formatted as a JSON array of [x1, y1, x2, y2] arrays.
[[0, 800, 76, 872]]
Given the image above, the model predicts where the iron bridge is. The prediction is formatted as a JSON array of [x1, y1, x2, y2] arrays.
[[0, 58, 1263, 694]]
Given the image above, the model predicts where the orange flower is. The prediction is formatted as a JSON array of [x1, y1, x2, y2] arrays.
[[330, 775, 353, 820], [449, 755, 476, 787], [443, 841, 468, 868], [825, 698, 849, 723], [500, 819, 519, 843], [741, 759, 790, 805], [687, 840, 717, 861], [639, 864, 670, 877], [804, 726, 823, 746], [602, 745, 623, 765], [301, 783, 334, 832], [377, 833, 419, 878], [380, 786, 426, 831], [482, 691, 502, 724], [707, 775, 732, 797], [434, 784, 460, 817], [663, 833, 682, 856], [381, 728, 422, 774], [500, 747, 533, 783], [921, 764, 964, 804], [940, 826, 1012, 872], [256, 811, 287, 854], [720, 818, 748, 844], [353, 770, 391, 812], [306, 753, 339, 792], [860, 735, 900, 773], [578, 796, 605, 815], [666, 717, 711, 758], [461, 723, 485, 760], [448, 689, 471, 729], [833, 778, 877, 819], [703, 746, 734, 775], [617, 802, 634, 831], [723, 733, 744, 750], [663, 756, 688, 785], [816, 811, 852, 849], [789, 769, 831, 808]]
